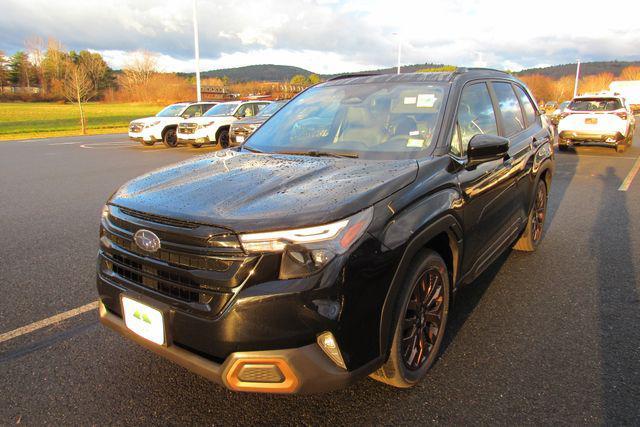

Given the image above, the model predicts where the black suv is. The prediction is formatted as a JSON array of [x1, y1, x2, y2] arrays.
[[97, 69, 554, 394]]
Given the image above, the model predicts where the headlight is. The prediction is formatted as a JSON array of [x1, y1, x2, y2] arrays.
[[197, 121, 215, 129], [239, 207, 373, 279], [144, 120, 161, 128]]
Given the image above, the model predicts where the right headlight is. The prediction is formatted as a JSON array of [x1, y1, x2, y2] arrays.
[[239, 207, 373, 279]]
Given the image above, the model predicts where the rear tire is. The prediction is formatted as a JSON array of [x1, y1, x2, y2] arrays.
[[370, 250, 450, 388], [558, 144, 568, 152], [514, 179, 548, 252], [162, 127, 178, 148]]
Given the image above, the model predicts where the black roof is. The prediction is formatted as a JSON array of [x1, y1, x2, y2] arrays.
[[324, 68, 513, 86]]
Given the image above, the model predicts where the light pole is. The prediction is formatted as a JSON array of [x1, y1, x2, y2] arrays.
[[193, 0, 202, 102], [573, 59, 581, 98], [392, 33, 402, 74]]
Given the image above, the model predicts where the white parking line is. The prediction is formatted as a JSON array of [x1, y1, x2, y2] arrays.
[[619, 155, 640, 191], [0, 301, 98, 345]]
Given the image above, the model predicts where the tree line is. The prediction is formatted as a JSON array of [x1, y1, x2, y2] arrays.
[[520, 65, 640, 103]]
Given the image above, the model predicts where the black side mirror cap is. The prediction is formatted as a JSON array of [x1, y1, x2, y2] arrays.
[[466, 134, 509, 169]]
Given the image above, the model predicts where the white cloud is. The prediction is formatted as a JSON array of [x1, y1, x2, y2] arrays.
[[2, 0, 640, 74]]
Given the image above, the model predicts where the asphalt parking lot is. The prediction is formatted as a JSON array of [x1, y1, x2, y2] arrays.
[[1, 131, 639, 425]]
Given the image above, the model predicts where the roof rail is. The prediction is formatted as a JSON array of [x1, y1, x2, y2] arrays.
[[328, 73, 381, 81]]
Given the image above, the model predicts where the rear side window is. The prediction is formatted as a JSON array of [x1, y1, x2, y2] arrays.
[[451, 83, 498, 157], [514, 85, 537, 127], [493, 82, 525, 136], [569, 98, 622, 111]]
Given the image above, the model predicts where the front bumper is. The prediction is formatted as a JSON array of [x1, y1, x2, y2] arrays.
[[98, 299, 368, 394], [129, 129, 162, 142]]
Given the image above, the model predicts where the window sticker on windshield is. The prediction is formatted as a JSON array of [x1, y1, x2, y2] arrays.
[[404, 96, 417, 105], [409, 130, 420, 136], [406, 138, 424, 148], [417, 94, 437, 108]]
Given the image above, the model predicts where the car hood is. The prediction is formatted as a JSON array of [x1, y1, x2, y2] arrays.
[[182, 116, 233, 124], [132, 116, 176, 124], [109, 150, 418, 233], [234, 116, 269, 126]]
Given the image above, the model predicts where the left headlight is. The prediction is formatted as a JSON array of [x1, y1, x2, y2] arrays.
[[239, 207, 373, 279], [144, 120, 161, 128]]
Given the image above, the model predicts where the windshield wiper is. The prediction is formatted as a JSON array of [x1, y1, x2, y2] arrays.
[[277, 150, 359, 159], [242, 145, 264, 153]]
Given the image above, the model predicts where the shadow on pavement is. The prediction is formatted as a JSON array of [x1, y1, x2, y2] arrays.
[[591, 166, 640, 423]]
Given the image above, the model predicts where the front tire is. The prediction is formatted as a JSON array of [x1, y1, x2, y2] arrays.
[[514, 179, 548, 252], [162, 127, 178, 148], [217, 128, 229, 148], [370, 250, 450, 388]]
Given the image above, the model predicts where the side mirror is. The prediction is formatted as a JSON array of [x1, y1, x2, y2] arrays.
[[467, 134, 509, 169]]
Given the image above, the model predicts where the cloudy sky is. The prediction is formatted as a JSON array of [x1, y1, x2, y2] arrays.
[[1, 0, 639, 73]]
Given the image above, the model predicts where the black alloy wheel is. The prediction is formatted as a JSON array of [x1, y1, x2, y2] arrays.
[[401, 267, 446, 371], [162, 128, 178, 148], [531, 181, 547, 244]]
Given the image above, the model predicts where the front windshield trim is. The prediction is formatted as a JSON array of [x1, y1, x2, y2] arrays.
[[156, 104, 188, 117], [204, 102, 241, 117], [243, 82, 449, 161]]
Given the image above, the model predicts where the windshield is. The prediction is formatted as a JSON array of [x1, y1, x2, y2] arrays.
[[569, 98, 622, 111], [204, 103, 239, 117], [257, 101, 287, 117], [156, 104, 186, 117], [243, 82, 447, 160]]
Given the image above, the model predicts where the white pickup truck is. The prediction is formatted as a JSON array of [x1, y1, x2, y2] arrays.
[[128, 102, 218, 147], [176, 100, 271, 148]]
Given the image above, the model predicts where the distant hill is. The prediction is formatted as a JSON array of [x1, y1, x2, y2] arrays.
[[183, 64, 315, 82], [183, 61, 640, 83], [516, 61, 640, 79]]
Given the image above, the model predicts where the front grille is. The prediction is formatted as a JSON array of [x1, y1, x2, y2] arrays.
[[100, 206, 256, 315], [118, 207, 198, 229], [178, 123, 197, 134], [129, 123, 144, 133], [109, 253, 205, 304]]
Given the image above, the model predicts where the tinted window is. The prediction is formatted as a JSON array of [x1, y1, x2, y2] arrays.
[[244, 82, 448, 160], [451, 83, 498, 157], [493, 82, 525, 136], [568, 98, 622, 111], [514, 85, 536, 127]]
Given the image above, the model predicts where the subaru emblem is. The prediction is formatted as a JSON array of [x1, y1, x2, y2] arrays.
[[134, 229, 161, 253]]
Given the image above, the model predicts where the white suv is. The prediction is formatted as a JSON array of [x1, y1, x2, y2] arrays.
[[176, 100, 271, 148], [128, 102, 218, 147], [558, 95, 635, 153]]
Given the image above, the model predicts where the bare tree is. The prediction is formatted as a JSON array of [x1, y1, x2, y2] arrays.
[[0, 50, 8, 91], [122, 50, 158, 91], [26, 36, 46, 93], [63, 63, 95, 134], [620, 66, 640, 81]]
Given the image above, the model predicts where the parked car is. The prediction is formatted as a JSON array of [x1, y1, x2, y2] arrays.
[[549, 101, 570, 126], [610, 81, 640, 114], [128, 102, 218, 147], [97, 69, 554, 394], [229, 100, 288, 146], [558, 95, 635, 152], [542, 101, 558, 114], [176, 100, 271, 148]]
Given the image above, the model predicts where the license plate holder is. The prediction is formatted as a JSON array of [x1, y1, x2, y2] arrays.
[[120, 295, 167, 345]]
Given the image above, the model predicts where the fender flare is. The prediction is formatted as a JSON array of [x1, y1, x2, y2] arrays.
[[378, 213, 463, 359]]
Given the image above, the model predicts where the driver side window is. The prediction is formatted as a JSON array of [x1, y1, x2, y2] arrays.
[[451, 83, 498, 157], [182, 105, 201, 118]]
